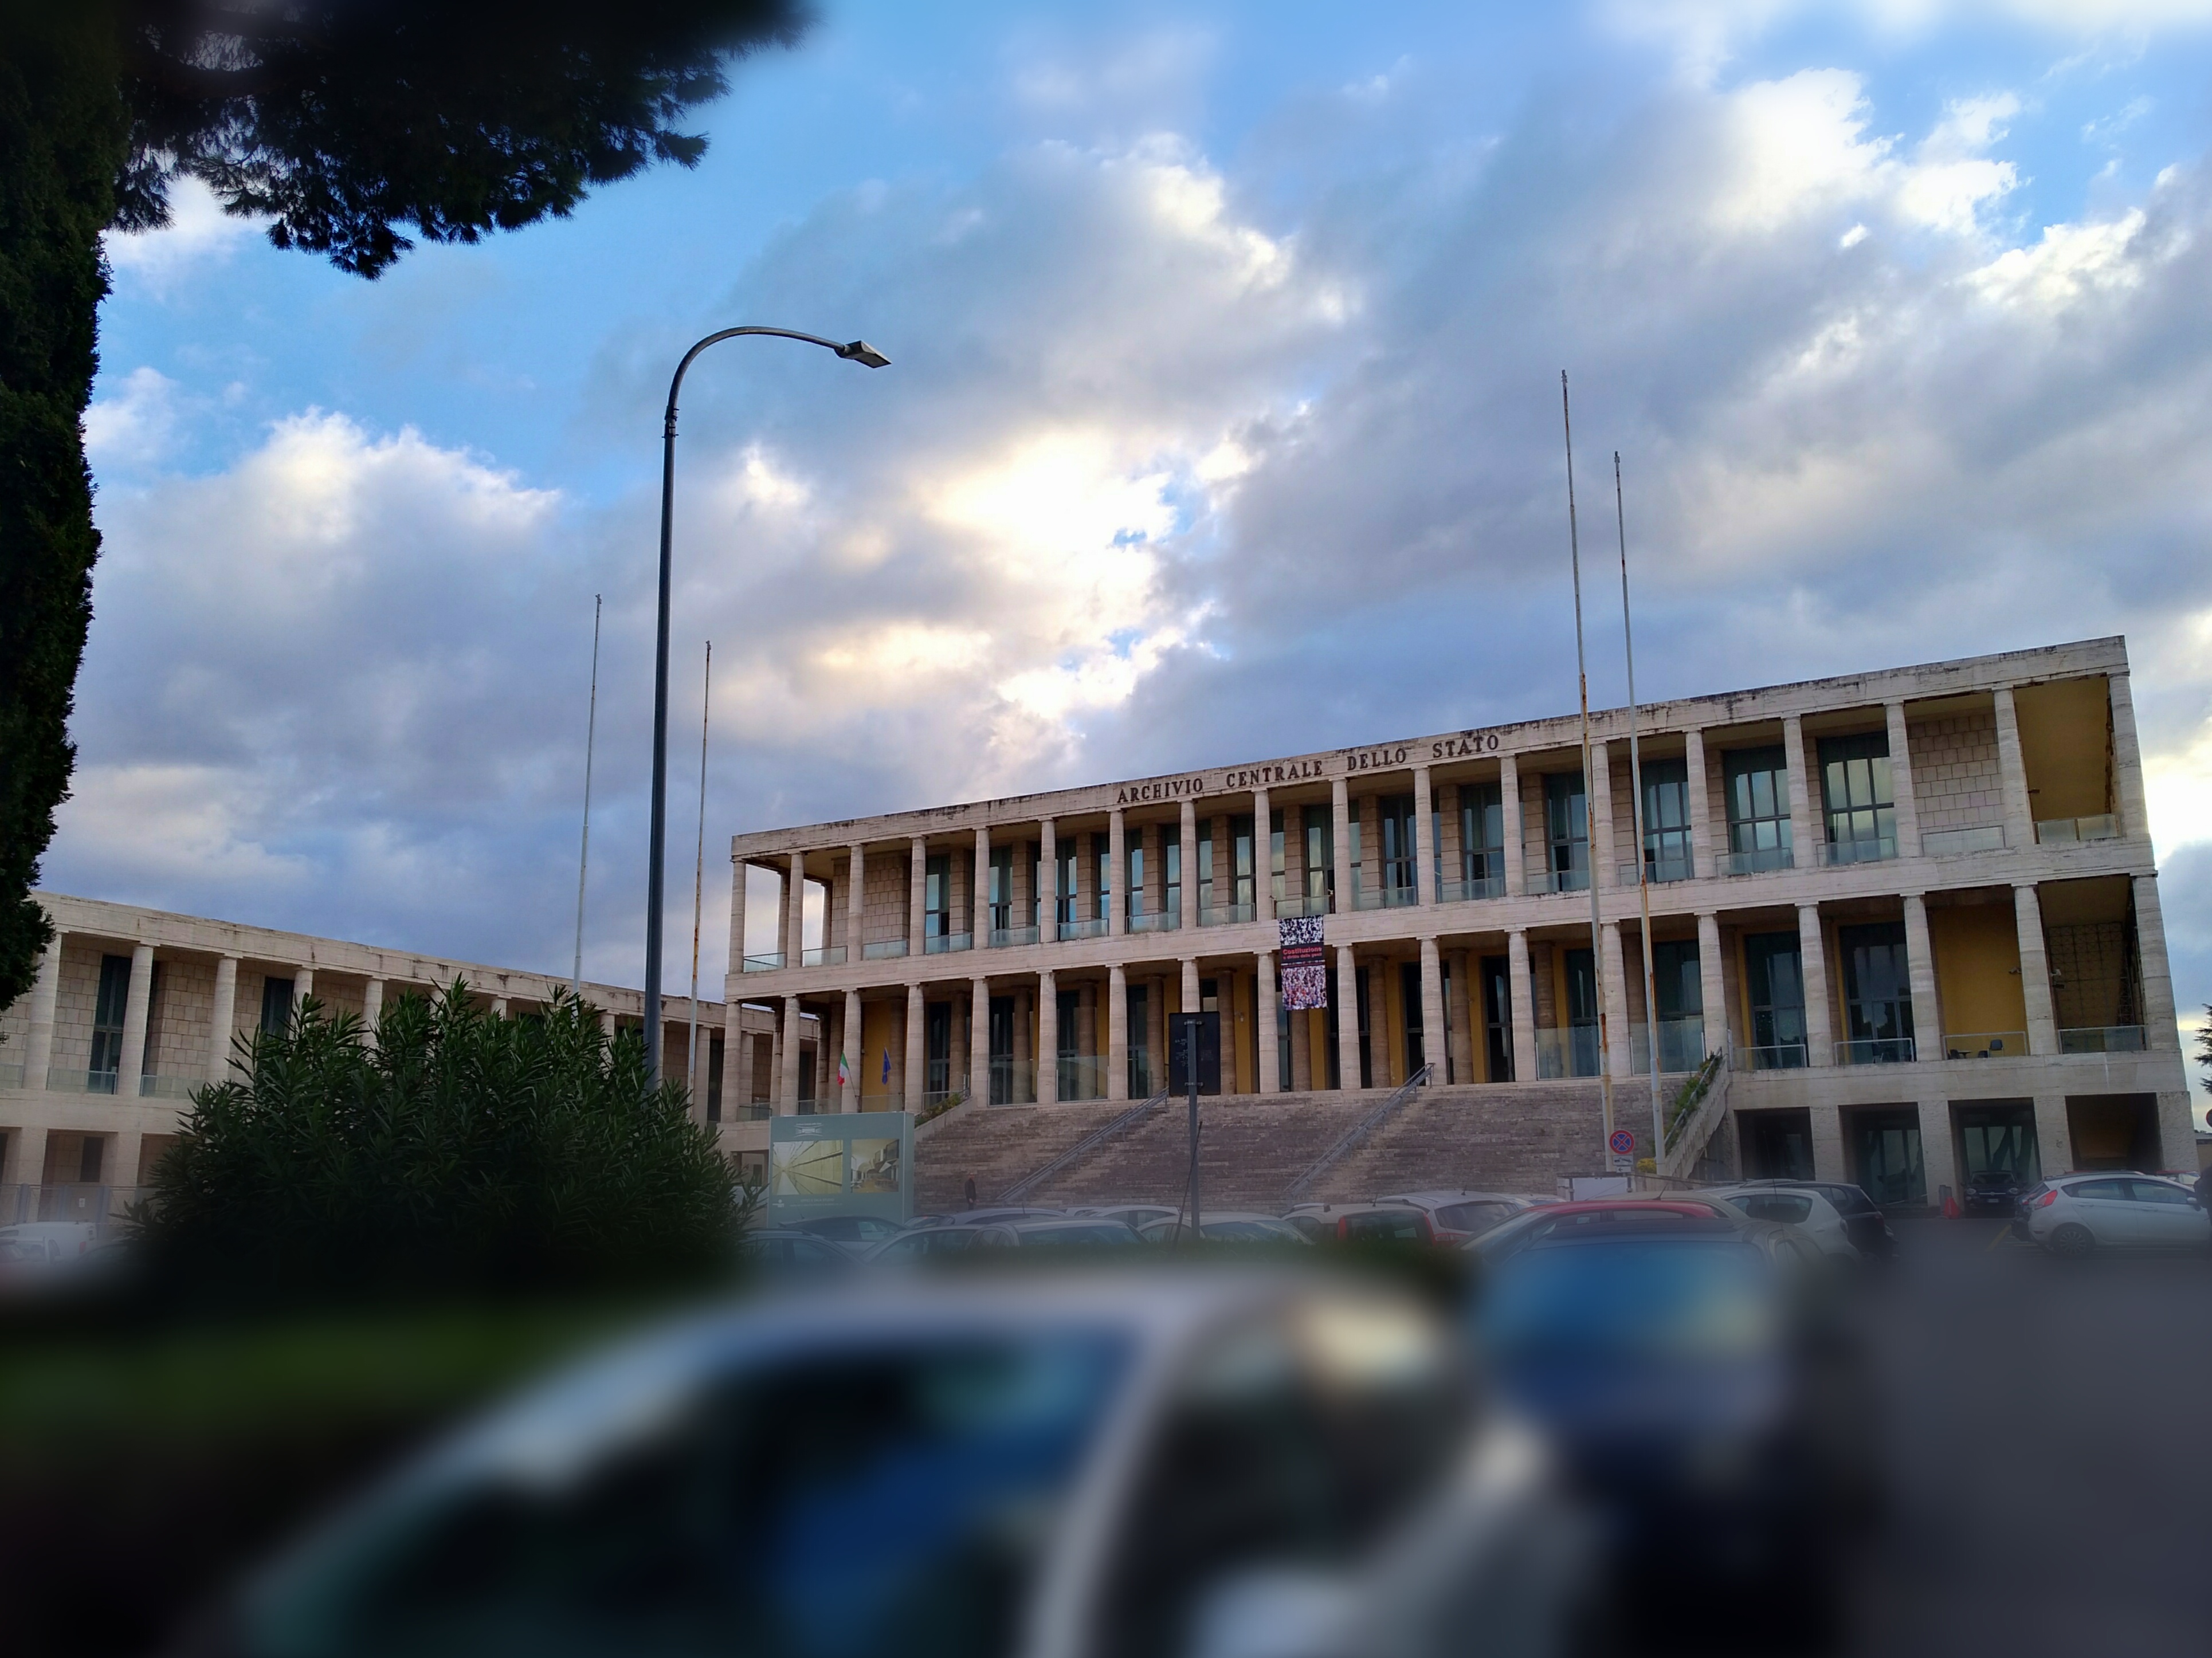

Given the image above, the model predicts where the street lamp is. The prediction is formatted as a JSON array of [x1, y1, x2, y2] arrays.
[[644, 327, 888, 1089]]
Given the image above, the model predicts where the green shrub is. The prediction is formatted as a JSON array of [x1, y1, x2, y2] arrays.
[[135, 982, 736, 1301]]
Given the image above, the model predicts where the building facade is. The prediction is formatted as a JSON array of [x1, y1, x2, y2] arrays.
[[0, 894, 790, 1219], [728, 637, 2193, 1204]]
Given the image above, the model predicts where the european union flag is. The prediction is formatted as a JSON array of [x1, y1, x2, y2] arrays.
[[880, 1048, 891, 1083]]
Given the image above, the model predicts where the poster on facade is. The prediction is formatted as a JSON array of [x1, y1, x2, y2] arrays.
[[1278, 914, 1329, 1010], [767, 1113, 913, 1227]]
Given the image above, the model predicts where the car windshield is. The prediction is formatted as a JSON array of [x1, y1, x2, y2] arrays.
[[1729, 1193, 1813, 1225], [1482, 1239, 1778, 1361], [1434, 1201, 1515, 1235], [1203, 1219, 1299, 1241], [248, 1329, 1134, 1658]]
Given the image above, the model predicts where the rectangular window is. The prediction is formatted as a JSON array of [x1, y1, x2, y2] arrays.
[[1838, 920, 1913, 1059], [1564, 947, 1600, 1076], [925, 1001, 952, 1095], [988, 996, 1015, 1105], [1545, 773, 1590, 891], [1378, 793, 1417, 897], [1399, 961, 1425, 1076], [1481, 956, 1513, 1082], [1819, 732, 1896, 854], [1269, 809, 1286, 903], [706, 1034, 724, 1123], [1127, 841, 1146, 920], [1231, 814, 1256, 911], [89, 954, 131, 1084], [1743, 932, 1806, 1068], [1164, 831, 1181, 919], [1724, 746, 1793, 872], [1092, 834, 1111, 922], [259, 974, 295, 1036], [924, 853, 952, 939], [989, 844, 1013, 933], [1650, 938, 1701, 1019], [1638, 757, 1692, 881], [1128, 982, 1151, 1096], [1354, 967, 1372, 1088], [1303, 806, 1334, 902], [1055, 842, 1077, 928], [1029, 843, 1042, 930], [1460, 783, 1505, 889], [1197, 824, 1215, 914]]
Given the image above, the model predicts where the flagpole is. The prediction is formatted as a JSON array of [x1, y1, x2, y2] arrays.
[[571, 595, 602, 997], [1562, 372, 1615, 1161], [1618, 454, 1665, 1164], [687, 641, 712, 1105]]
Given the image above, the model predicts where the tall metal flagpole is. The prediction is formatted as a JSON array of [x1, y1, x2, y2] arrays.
[[571, 595, 602, 998], [687, 642, 712, 1103], [1618, 455, 1665, 1162], [1562, 372, 1615, 1159]]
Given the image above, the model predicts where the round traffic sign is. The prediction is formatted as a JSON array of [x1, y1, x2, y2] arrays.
[[1608, 1128, 1636, 1156]]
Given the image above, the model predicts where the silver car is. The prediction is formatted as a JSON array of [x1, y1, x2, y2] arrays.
[[207, 1273, 1586, 1658], [2025, 1172, 2211, 1255]]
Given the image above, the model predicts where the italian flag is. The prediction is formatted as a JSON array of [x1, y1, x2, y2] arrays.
[[837, 1051, 850, 1088]]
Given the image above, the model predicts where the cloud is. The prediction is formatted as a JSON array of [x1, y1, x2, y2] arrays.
[[82, 367, 181, 473], [103, 176, 258, 292]]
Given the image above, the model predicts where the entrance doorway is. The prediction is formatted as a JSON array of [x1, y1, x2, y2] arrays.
[[1955, 1101, 2040, 1185], [1847, 1107, 1926, 1207], [1740, 1109, 1815, 1181], [2066, 1093, 2159, 1171], [987, 996, 1014, 1104]]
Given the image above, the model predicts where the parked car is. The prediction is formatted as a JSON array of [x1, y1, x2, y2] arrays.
[[1963, 1167, 2028, 1217], [1375, 1191, 1552, 1245], [975, 1217, 1146, 1249], [1074, 1204, 1183, 1229], [790, 1213, 908, 1251], [202, 1273, 1589, 1658], [1725, 1179, 1895, 1259], [2023, 1172, 2211, 1256], [1472, 1200, 1748, 1266], [0, 1221, 101, 1266], [1136, 1212, 1311, 1245], [735, 1228, 856, 1271], [1700, 1184, 1859, 1259], [864, 1221, 997, 1263], [1302, 1204, 1438, 1246]]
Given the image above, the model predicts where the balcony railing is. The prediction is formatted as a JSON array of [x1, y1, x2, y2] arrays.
[[801, 945, 845, 968], [1627, 1017, 1707, 1075], [740, 1101, 772, 1121], [923, 932, 973, 955], [1822, 836, 1897, 867], [1834, 1036, 1915, 1065], [1058, 918, 1107, 942], [138, 1073, 197, 1100], [0, 1184, 154, 1226], [0, 1063, 23, 1090], [1528, 863, 1590, 894], [1733, 1042, 1810, 1071], [1126, 911, 1179, 934], [48, 1067, 116, 1094], [1724, 846, 1794, 877], [854, 1090, 901, 1113], [1274, 894, 1334, 920], [1534, 1026, 1602, 1080], [740, 951, 785, 973], [2037, 814, 2120, 844], [1352, 885, 1419, 911], [1924, 824, 2006, 858], [1617, 853, 1695, 887], [1943, 1030, 2026, 1060], [1200, 902, 1257, 926], [861, 938, 909, 961], [1438, 874, 1505, 903], [989, 925, 1040, 948], [2059, 1025, 2146, 1054]]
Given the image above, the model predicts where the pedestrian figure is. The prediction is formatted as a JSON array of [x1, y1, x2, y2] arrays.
[[964, 1174, 978, 1209]]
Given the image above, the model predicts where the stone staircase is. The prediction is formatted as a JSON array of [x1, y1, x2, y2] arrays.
[[915, 1082, 1626, 1212]]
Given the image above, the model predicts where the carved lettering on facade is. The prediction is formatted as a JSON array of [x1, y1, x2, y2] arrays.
[[1113, 776, 1209, 806], [1343, 745, 1413, 772], [1431, 733, 1503, 759], [1218, 760, 1327, 791]]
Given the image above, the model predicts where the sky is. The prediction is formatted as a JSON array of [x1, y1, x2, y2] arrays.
[[53, 0, 2212, 1102]]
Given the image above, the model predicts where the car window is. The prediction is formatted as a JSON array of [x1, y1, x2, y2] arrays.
[[2070, 1178, 2133, 1202], [1434, 1201, 1514, 1234], [790, 1239, 843, 1264], [875, 1234, 927, 1262], [2129, 1180, 2195, 1205], [1733, 1193, 1813, 1225], [1344, 1211, 1427, 1242], [1019, 1224, 1134, 1247]]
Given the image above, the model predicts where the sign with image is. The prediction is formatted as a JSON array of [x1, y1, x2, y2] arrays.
[[767, 1113, 913, 1228], [1278, 915, 1328, 1011]]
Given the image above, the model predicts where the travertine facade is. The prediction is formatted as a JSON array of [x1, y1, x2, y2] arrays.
[[728, 637, 2194, 1203]]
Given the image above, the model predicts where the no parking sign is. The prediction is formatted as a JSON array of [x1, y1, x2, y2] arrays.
[[1609, 1127, 1636, 1170]]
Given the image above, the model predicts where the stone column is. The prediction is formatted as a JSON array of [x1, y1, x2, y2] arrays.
[[1040, 818, 1058, 938], [969, 977, 991, 1103], [1783, 714, 1817, 869], [908, 836, 927, 951], [1179, 800, 1200, 930], [1149, 975, 1168, 1083], [1684, 729, 1711, 879], [1182, 956, 1203, 1017], [724, 1001, 750, 1110], [1600, 924, 1631, 1081], [842, 989, 864, 1109], [1418, 937, 1446, 1080], [117, 945, 155, 1100], [1448, 948, 1474, 1083], [22, 935, 62, 1087], [1038, 971, 1059, 1106], [1333, 946, 1361, 1090], [1507, 930, 1537, 1083], [786, 851, 808, 962], [1696, 914, 1727, 1059], [1330, 777, 1353, 913], [903, 984, 926, 1110], [603, 1006, 619, 1042], [2011, 884, 2059, 1054], [293, 967, 313, 1008], [2133, 873, 2178, 1048], [779, 995, 802, 1110], [360, 977, 383, 1048], [491, 996, 509, 1019], [1365, 966, 1391, 1089], [1500, 754, 1525, 897], [1589, 740, 1615, 889], [1107, 809, 1126, 937], [1071, 827, 1091, 929], [1797, 905, 1833, 1065], [1250, 787, 1273, 916], [1993, 686, 2035, 850], [972, 827, 991, 946], [1256, 951, 1280, 1093], [846, 844, 865, 953], [1919, 1101, 1959, 1211], [1902, 894, 1943, 1060], [206, 953, 238, 1080], [2032, 1095, 2073, 1178], [1108, 964, 1129, 1101], [1810, 1107, 1848, 1184], [1885, 702, 1921, 858], [1411, 767, 1434, 903], [2109, 671, 2150, 835]]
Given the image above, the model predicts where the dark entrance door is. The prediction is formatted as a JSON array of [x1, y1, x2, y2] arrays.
[[1957, 1101, 2040, 1184], [987, 995, 1014, 1104], [1848, 1106, 1925, 1207], [1481, 956, 1512, 1082], [1400, 961, 1425, 1078], [1741, 1109, 1815, 1181], [925, 1001, 952, 1098]]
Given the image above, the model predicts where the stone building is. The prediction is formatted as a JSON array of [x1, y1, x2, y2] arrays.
[[726, 637, 2193, 1206]]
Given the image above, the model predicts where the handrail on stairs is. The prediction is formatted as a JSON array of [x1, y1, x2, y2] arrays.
[[1281, 1064, 1433, 1205], [998, 1085, 1171, 1203]]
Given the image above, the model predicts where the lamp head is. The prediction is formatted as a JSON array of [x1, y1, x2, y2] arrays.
[[836, 340, 891, 368]]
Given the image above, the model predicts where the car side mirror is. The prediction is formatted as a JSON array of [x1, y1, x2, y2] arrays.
[[1186, 1568, 1355, 1658]]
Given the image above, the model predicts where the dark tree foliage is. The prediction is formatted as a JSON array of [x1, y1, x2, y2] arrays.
[[0, 0, 806, 1015], [134, 984, 738, 1299]]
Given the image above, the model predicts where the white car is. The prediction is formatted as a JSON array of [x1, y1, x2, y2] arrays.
[[1136, 1211, 1311, 1244], [1073, 1204, 1183, 1229], [1699, 1184, 1858, 1258], [2025, 1173, 2212, 1255]]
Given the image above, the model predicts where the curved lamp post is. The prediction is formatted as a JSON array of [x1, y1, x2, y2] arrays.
[[645, 327, 889, 1088]]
